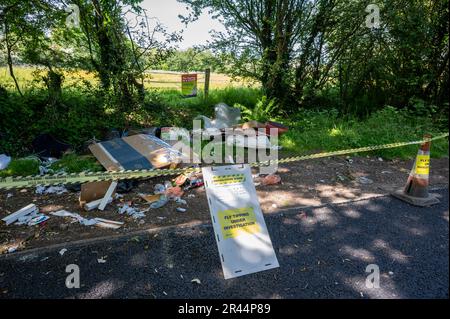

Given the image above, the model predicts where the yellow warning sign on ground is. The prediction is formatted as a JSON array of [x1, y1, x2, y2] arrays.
[[218, 207, 260, 239], [415, 155, 430, 175], [213, 174, 246, 185]]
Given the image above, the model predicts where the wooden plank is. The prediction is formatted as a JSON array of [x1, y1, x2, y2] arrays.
[[98, 181, 118, 211], [2, 204, 38, 225]]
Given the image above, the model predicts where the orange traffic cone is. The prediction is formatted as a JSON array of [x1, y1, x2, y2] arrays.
[[392, 134, 440, 207]]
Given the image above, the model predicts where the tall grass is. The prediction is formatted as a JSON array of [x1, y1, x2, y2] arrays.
[[281, 107, 449, 159]]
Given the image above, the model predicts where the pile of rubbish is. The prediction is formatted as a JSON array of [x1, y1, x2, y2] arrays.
[[1, 102, 287, 251]]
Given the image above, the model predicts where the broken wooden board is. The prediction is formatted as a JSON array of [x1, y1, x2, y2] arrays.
[[98, 181, 118, 211], [2, 204, 39, 226], [80, 181, 116, 207]]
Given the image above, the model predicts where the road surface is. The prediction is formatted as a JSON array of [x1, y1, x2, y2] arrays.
[[0, 189, 448, 299]]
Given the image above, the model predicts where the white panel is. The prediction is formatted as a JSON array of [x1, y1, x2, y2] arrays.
[[202, 165, 279, 279]]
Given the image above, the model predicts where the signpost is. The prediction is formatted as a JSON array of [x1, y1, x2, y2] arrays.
[[202, 164, 279, 279], [181, 73, 198, 97]]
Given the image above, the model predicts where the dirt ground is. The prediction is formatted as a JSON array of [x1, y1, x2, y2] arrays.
[[1, 156, 448, 253]]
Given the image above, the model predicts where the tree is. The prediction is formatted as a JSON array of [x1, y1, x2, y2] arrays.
[[178, 0, 367, 111]]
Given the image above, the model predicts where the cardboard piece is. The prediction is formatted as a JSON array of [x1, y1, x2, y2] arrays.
[[89, 134, 185, 171], [202, 164, 279, 279], [80, 181, 115, 207]]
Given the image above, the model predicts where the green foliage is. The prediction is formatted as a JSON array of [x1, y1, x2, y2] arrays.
[[281, 107, 449, 160], [156, 48, 227, 73], [235, 96, 280, 123], [0, 158, 39, 178], [49, 154, 103, 173]]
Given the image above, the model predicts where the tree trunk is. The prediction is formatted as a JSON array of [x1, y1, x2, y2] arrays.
[[4, 21, 23, 97]]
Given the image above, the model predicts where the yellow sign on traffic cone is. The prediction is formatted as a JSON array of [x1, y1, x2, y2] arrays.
[[392, 134, 440, 207]]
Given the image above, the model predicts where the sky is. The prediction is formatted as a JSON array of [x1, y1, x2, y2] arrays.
[[139, 0, 225, 50]]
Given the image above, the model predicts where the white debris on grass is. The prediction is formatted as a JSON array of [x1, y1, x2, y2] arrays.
[[59, 248, 68, 256], [0, 154, 12, 170], [35, 185, 68, 195]]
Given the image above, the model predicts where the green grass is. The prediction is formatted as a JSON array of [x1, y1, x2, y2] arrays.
[[280, 107, 449, 160], [0, 158, 40, 177], [49, 154, 103, 174], [0, 154, 103, 178]]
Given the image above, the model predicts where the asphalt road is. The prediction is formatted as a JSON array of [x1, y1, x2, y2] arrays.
[[0, 189, 448, 299]]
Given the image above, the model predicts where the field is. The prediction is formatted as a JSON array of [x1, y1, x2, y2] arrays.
[[0, 66, 252, 92]]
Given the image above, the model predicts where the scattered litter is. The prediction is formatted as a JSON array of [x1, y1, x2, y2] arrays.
[[381, 170, 392, 174], [7, 246, 18, 254], [299, 212, 308, 219], [187, 194, 196, 198], [6, 193, 13, 199], [0, 154, 11, 170], [50, 210, 98, 226], [378, 157, 384, 162], [59, 248, 68, 256], [27, 215, 50, 226], [150, 196, 169, 209], [194, 103, 241, 130], [118, 204, 146, 219], [165, 186, 184, 199], [183, 179, 204, 191], [97, 257, 107, 263], [261, 174, 281, 186], [264, 121, 289, 137], [84, 197, 113, 211], [94, 218, 124, 229], [174, 173, 189, 186], [157, 217, 166, 220], [36, 185, 68, 195], [114, 193, 124, 199], [175, 198, 187, 205], [154, 184, 166, 194], [358, 176, 374, 185], [176, 208, 187, 213], [2, 204, 39, 226], [191, 278, 202, 285], [139, 193, 162, 204]]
